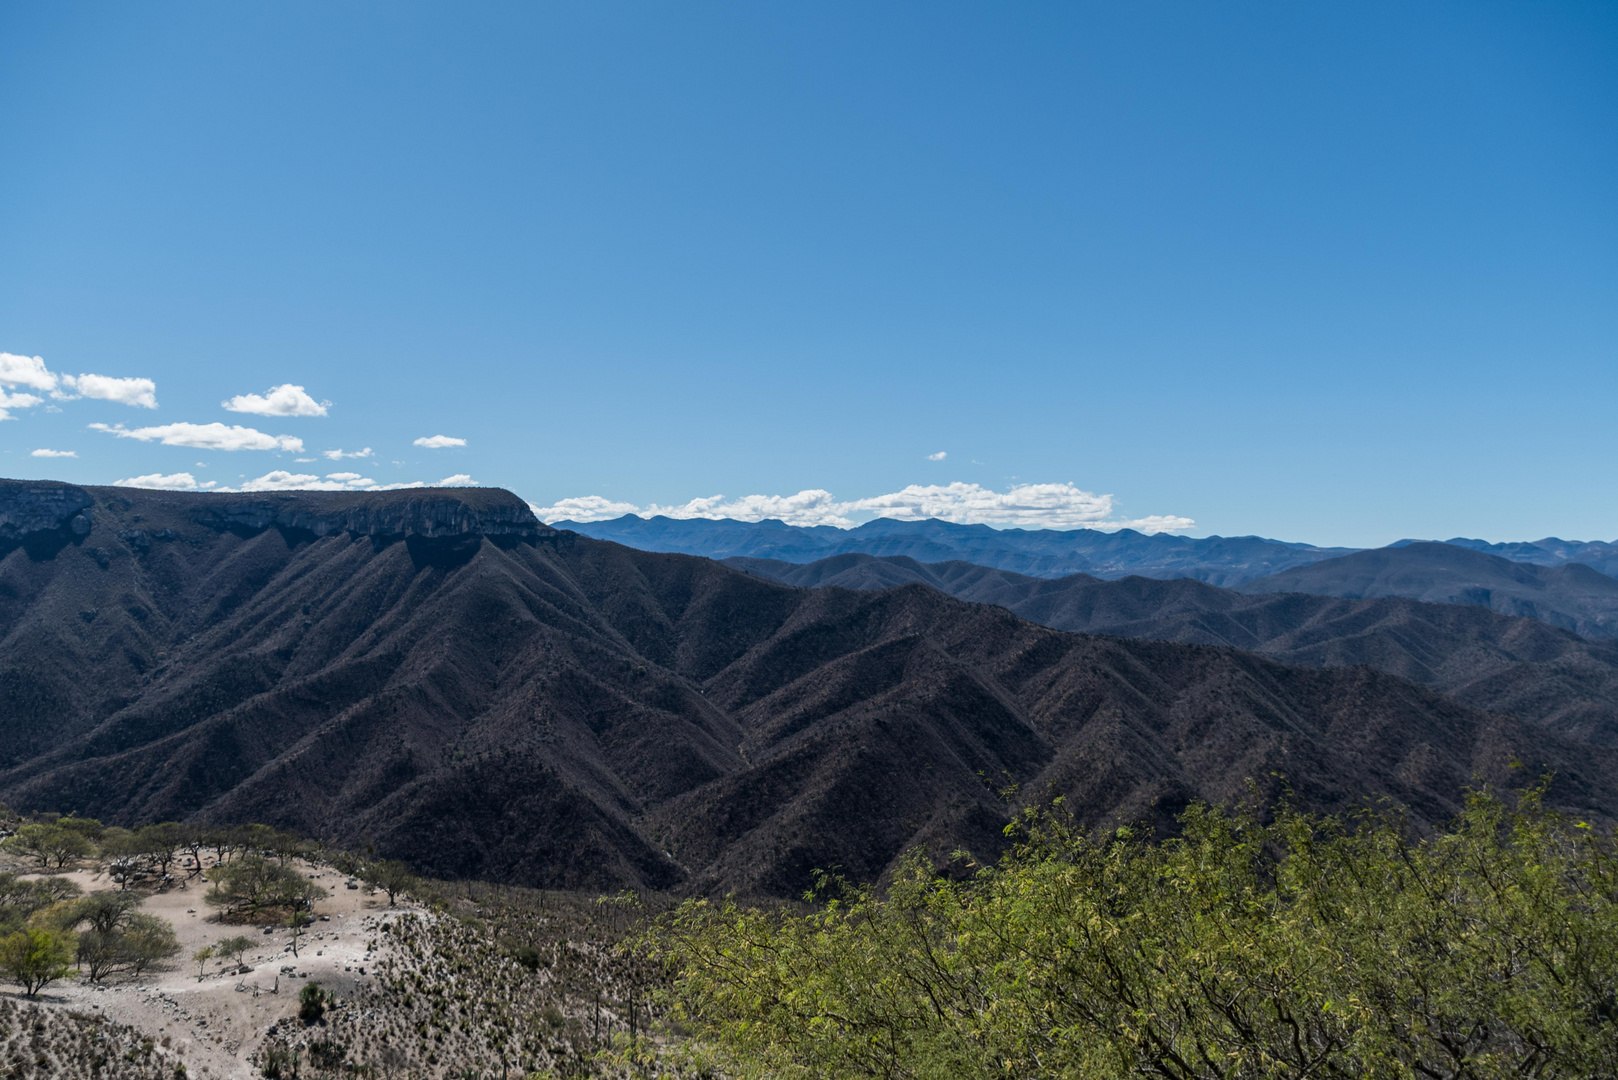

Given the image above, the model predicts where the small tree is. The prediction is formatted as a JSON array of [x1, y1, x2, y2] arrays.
[[192, 945, 215, 981], [64, 891, 142, 935], [135, 822, 186, 880], [360, 859, 416, 906], [121, 914, 180, 976], [0, 874, 82, 935], [205, 856, 328, 917], [0, 928, 74, 997], [2, 824, 93, 870], [218, 934, 253, 970]]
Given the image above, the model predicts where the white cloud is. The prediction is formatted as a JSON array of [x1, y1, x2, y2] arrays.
[[413, 435, 466, 449], [530, 495, 642, 523], [61, 373, 159, 409], [114, 472, 217, 491], [237, 471, 476, 492], [927, 451, 947, 461], [323, 447, 374, 460], [0, 390, 44, 420], [0, 353, 58, 392], [223, 383, 329, 417], [0, 353, 158, 409], [91, 421, 304, 453], [533, 481, 1195, 532], [30, 448, 77, 458]]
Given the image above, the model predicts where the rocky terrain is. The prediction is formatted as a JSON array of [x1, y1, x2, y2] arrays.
[[5, 479, 1618, 900]]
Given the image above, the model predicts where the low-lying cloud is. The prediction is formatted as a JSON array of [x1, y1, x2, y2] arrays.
[[223, 383, 330, 417], [30, 448, 77, 458], [114, 472, 217, 491], [91, 421, 304, 453], [323, 447, 374, 460], [112, 471, 483, 494], [532, 482, 1195, 533], [413, 435, 466, 449]]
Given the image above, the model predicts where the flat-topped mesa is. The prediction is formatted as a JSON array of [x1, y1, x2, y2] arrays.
[[183, 489, 550, 542], [0, 478, 554, 545]]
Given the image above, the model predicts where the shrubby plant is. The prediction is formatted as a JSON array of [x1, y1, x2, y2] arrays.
[[646, 785, 1618, 1080], [204, 855, 328, 917]]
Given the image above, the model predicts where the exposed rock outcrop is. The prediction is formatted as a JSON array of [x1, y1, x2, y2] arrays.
[[0, 480, 94, 542]]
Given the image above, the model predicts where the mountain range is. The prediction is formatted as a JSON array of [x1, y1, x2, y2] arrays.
[[558, 514, 1618, 584], [724, 553, 1618, 744], [554, 514, 1355, 586], [5, 478, 1618, 899]]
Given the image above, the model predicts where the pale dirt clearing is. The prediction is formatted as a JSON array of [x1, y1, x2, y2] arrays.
[[3, 855, 419, 1079]]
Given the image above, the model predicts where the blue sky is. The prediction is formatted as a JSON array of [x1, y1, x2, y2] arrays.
[[1, 2, 1613, 547]]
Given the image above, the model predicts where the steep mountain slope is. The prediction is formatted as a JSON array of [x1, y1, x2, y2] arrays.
[[726, 554, 1618, 744], [4, 479, 1617, 899], [1241, 542, 1618, 639], [558, 514, 1354, 585]]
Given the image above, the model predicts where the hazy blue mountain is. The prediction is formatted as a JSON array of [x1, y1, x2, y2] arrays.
[[1241, 542, 1618, 639], [552, 515, 1356, 587], [1392, 537, 1618, 577]]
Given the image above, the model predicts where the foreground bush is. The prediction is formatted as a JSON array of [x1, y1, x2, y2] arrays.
[[647, 786, 1618, 1079]]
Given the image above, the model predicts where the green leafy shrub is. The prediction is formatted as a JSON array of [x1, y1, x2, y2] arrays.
[[647, 786, 1618, 1080]]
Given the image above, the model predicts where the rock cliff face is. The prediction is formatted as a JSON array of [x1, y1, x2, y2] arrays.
[[0, 481, 95, 542], [185, 491, 549, 542], [0, 478, 550, 547]]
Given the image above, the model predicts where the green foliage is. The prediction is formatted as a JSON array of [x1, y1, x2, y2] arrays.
[[217, 934, 254, 968], [0, 927, 75, 997], [61, 890, 142, 935], [299, 981, 330, 1023], [204, 855, 328, 916], [2, 822, 95, 869], [646, 787, 1618, 1079], [192, 945, 215, 981], [360, 858, 418, 905], [61, 895, 181, 982], [0, 872, 81, 934]]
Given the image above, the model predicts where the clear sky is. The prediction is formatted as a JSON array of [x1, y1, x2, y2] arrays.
[[1, 2, 1613, 547]]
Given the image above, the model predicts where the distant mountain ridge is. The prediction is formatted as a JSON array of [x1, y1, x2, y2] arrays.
[[554, 515, 1355, 586], [725, 552, 1618, 744], [1241, 542, 1618, 639], [1392, 536, 1618, 578], [556, 514, 1618, 587]]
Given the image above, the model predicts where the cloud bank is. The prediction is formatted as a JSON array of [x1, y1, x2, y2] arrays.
[[114, 471, 480, 494], [0, 353, 158, 414], [114, 472, 217, 491], [30, 448, 77, 458], [91, 422, 304, 453], [533, 482, 1195, 533], [414, 435, 466, 448], [323, 447, 374, 460], [223, 383, 330, 417]]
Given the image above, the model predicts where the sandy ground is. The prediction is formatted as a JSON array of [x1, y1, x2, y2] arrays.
[[4, 855, 418, 1079]]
